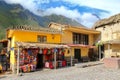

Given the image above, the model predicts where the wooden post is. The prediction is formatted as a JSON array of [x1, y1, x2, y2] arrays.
[[54, 51, 56, 69], [7, 39, 11, 52], [70, 48, 72, 66], [17, 47, 20, 75], [99, 45, 101, 60], [108, 43, 110, 57]]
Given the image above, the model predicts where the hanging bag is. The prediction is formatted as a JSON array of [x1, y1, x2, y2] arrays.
[[43, 48, 48, 55], [48, 49, 51, 54], [39, 49, 43, 54]]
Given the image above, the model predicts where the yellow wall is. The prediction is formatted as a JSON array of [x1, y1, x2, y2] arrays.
[[10, 36, 15, 65], [65, 47, 89, 57], [89, 34, 94, 45], [61, 30, 72, 44], [12, 30, 61, 44], [62, 30, 96, 45]]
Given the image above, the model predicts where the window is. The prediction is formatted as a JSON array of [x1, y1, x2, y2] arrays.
[[37, 35, 47, 43], [73, 33, 89, 45]]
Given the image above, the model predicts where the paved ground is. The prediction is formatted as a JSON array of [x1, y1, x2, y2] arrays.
[[0, 62, 120, 80]]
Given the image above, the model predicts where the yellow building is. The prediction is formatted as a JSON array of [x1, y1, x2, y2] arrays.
[[93, 13, 120, 58], [49, 22, 100, 61], [6, 26, 62, 73], [0, 23, 100, 73]]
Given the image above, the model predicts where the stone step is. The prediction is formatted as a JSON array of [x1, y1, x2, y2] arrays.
[[75, 61, 103, 68]]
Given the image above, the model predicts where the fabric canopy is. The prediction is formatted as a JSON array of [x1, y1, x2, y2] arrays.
[[16, 42, 70, 48], [0, 39, 8, 43], [67, 44, 96, 48]]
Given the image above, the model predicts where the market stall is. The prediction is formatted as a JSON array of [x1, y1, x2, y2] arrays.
[[15, 42, 71, 75]]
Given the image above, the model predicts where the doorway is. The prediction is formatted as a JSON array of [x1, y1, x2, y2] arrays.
[[36, 53, 43, 69], [101, 45, 104, 58], [74, 49, 81, 62], [98, 45, 104, 59]]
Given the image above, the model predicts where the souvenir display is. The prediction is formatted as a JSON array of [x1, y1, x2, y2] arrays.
[[49, 62, 54, 69], [19, 48, 66, 72], [62, 60, 66, 67], [47, 49, 51, 54], [19, 49, 37, 72], [44, 48, 66, 69], [28, 49, 32, 56], [43, 48, 48, 55]]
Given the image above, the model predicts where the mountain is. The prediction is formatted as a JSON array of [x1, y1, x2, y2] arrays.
[[0, 1, 82, 39]]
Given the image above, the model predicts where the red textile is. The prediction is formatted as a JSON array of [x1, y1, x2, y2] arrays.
[[49, 62, 54, 69], [62, 61, 66, 67], [43, 48, 48, 55]]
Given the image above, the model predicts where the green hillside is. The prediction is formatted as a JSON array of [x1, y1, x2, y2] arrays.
[[0, 1, 82, 40], [0, 1, 39, 28]]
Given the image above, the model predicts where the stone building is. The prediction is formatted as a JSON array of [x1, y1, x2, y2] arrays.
[[93, 13, 120, 58]]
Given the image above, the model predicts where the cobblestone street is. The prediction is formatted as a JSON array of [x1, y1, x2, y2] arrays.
[[0, 64, 120, 80]]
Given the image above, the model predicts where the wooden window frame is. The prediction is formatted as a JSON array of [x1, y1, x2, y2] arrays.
[[73, 33, 89, 45], [37, 35, 47, 43]]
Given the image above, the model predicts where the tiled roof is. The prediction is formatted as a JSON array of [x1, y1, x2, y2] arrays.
[[49, 22, 87, 29], [8, 25, 61, 34], [48, 22, 100, 34]]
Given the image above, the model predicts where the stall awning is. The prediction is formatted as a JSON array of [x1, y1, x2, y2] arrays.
[[16, 42, 70, 48], [0, 39, 8, 43], [67, 44, 96, 48]]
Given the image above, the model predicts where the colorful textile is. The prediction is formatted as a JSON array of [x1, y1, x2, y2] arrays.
[[43, 48, 48, 55]]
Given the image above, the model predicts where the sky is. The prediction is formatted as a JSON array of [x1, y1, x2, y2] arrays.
[[3, 0, 120, 28]]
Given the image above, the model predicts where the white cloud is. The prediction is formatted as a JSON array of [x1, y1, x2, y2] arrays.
[[40, 6, 99, 27], [4, 0, 119, 28], [4, 0, 50, 15], [4, 0, 38, 14], [42, 6, 81, 20], [62, 0, 120, 18], [81, 13, 99, 27], [4, 0, 22, 4]]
